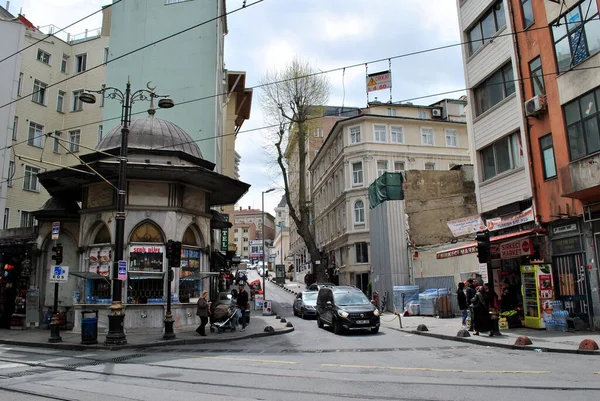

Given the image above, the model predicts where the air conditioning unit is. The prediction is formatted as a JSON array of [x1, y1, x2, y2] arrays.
[[431, 108, 442, 118], [525, 95, 546, 117]]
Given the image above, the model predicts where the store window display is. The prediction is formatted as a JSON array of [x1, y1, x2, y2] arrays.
[[127, 221, 165, 304], [178, 226, 209, 303]]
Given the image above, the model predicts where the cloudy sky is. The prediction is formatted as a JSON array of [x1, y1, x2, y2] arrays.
[[6, 0, 466, 215]]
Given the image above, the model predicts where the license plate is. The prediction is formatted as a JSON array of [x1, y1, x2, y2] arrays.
[[356, 319, 369, 324]]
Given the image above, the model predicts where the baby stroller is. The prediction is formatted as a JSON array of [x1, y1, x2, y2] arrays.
[[210, 303, 241, 333]]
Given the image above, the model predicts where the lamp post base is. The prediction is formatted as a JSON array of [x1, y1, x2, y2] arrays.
[[48, 314, 62, 343], [163, 311, 176, 340], [104, 301, 127, 346]]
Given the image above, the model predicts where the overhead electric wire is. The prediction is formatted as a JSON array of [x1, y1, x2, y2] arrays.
[[0, 0, 265, 110], [0, 0, 122, 65]]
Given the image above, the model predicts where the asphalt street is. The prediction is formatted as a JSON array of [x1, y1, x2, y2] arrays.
[[0, 270, 598, 400]]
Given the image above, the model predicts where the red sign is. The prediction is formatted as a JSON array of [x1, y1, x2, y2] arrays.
[[499, 238, 533, 259], [436, 245, 477, 259], [130, 246, 163, 254]]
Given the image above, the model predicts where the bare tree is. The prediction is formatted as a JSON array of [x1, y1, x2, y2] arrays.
[[260, 58, 330, 283]]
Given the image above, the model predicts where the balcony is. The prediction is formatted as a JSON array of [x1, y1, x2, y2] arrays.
[[560, 153, 600, 201]]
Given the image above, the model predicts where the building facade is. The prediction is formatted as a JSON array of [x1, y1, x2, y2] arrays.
[[309, 102, 471, 290], [233, 207, 275, 242], [273, 195, 290, 268]]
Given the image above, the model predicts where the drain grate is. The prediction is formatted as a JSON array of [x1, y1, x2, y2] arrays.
[[106, 353, 147, 363], [2, 368, 51, 378]]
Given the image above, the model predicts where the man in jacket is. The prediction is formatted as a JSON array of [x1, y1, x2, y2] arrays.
[[237, 284, 249, 331], [465, 278, 477, 331]]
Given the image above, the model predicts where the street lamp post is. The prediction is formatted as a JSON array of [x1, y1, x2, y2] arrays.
[[80, 80, 174, 346], [262, 188, 275, 301]]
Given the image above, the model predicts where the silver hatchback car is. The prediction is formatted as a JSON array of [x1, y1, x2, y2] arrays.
[[293, 291, 318, 319]]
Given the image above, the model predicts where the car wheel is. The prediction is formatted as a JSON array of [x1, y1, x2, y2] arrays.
[[371, 327, 379, 334], [301, 308, 305, 319], [333, 319, 344, 335], [317, 314, 324, 328], [293, 307, 298, 317]]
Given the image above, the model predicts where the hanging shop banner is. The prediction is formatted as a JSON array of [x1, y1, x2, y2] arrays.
[[220, 214, 229, 252], [436, 244, 478, 259], [51, 221, 60, 240], [498, 238, 534, 259], [446, 215, 486, 237], [486, 207, 534, 231], [366, 70, 392, 92]]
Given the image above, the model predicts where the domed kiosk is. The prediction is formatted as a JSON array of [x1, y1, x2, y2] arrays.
[[36, 117, 250, 333]]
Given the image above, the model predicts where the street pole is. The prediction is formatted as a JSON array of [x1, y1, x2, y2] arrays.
[[262, 191, 266, 302]]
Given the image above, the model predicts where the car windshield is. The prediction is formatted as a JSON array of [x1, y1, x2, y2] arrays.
[[334, 292, 370, 306], [303, 293, 318, 301]]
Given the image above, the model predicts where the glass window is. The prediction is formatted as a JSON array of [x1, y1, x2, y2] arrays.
[[61, 54, 68, 73], [57, 90, 65, 112], [374, 125, 386, 142], [390, 126, 403, 143], [564, 88, 600, 159], [28, 122, 44, 148], [480, 132, 524, 181], [445, 129, 458, 147], [3, 208, 8, 230], [20, 211, 35, 227], [37, 49, 51, 64], [355, 242, 368, 263], [75, 53, 87, 73], [481, 11, 496, 41], [32, 79, 47, 104], [314, 128, 323, 138], [529, 57, 545, 96], [377, 160, 388, 177], [418, 110, 428, 119], [394, 161, 405, 172], [474, 63, 516, 116], [354, 200, 365, 224], [424, 162, 436, 170], [12, 116, 17, 140], [521, 0, 534, 28], [350, 126, 361, 144], [17, 72, 23, 95], [468, 24, 483, 54], [23, 166, 40, 192], [7, 161, 14, 187], [552, 0, 600, 72], [98, 125, 103, 144], [103, 47, 109, 63], [387, 108, 397, 116], [495, 1, 506, 29], [72, 90, 83, 111], [53, 131, 61, 153], [352, 162, 363, 185], [467, 1, 506, 56], [540, 134, 557, 179], [421, 128, 434, 145], [69, 130, 81, 152]]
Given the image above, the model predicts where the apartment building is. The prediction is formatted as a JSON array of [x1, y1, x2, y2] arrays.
[[0, 8, 108, 229], [232, 223, 256, 260], [286, 106, 360, 272], [233, 207, 275, 240], [309, 102, 471, 289]]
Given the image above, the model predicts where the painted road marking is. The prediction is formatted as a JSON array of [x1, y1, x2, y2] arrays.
[[199, 356, 298, 365], [321, 364, 551, 374]]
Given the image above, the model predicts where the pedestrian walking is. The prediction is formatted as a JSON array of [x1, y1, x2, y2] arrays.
[[471, 286, 493, 336], [465, 278, 476, 331], [456, 282, 468, 328], [195, 290, 209, 336], [236, 284, 249, 332]]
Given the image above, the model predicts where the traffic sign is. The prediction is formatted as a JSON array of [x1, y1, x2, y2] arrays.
[[49, 265, 69, 283], [118, 260, 127, 280], [366, 70, 392, 92]]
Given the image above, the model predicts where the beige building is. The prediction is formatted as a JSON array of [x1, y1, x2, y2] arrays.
[[2, 12, 108, 229], [232, 223, 256, 260], [273, 195, 290, 268], [309, 101, 471, 288]]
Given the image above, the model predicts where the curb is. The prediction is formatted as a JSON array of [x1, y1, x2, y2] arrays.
[[267, 276, 300, 295], [389, 326, 599, 355], [0, 326, 294, 352]]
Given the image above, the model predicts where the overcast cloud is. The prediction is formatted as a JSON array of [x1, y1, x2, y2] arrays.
[[6, 0, 466, 215]]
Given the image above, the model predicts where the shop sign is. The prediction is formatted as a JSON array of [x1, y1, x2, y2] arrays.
[[486, 207, 534, 231], [436, 245, 478, 259], [51, 222, 60, 240], [498, 238, 533, 259], [552, 223, 577, 235], [49, 265, 69, 283], [552, 236, 582, 255], [129, 245, 163, 253], [220, 214, 229, 252], [366, 70, 392, 92], [446, 215, 486, 237]]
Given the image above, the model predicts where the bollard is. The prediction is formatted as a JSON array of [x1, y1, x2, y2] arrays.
[[416, 324, 428, 332], [264, 326, 275, 333], [514, 336, 532, 346], [456, 329, 470, 337], [578, 339, 599, 351]]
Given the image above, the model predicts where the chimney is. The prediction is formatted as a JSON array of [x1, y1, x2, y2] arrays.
[[239, 206, 242, 211], [5, 1, 9, 12], [248, 206, 250, 210]]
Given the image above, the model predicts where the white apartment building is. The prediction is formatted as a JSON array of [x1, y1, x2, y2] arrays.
[[456, 0, 532, 218], [309, 102, 471, 290], [0, 10, 108, 229]]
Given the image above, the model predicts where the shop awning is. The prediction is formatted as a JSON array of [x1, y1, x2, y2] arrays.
[[212, 251, 229, 269], [181, 271, 219, 280], [69, 271, 110, 283], [436, 228, 547, 259], [210, 210, 232, 230]]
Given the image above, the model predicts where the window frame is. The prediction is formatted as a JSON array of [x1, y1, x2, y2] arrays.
[[563, 86, 600, 160], [32, 79, 47, 105], [540, 134, 557, 179], [74, 53, 87, 73], [53, 131, 61, 154], [351, 161, 364, 186], [474, 63, 516, 116], [57, 90, 65, 113], [445, 129, 458, 147], [418, 110, 428, 119], [23, 165, 40, 192], [37, 49, 51, 65], [314, 128, 323, 138], [355, 242, 369, 263], [12, 116, 18, 141], [353, 200, 365, 225], [98, 125, 103, 144], [60, 54, 68, 73], [349, 126, 362, 144], [20, 211, 35, 228], [529, 56, 545, 96], [467, 0, 507, 55], [373, 124, 387, 142], [425, 162, 436, 170], [387, 108, 397, 116], [421, 127, 434, 146], [480, 132, 524, 181], [27, 121, 44, 148], [394, 161, 405, 172], [521, 0, 535, 29], [7, 161, 14, 187], [3, 208, 9, 230], [390, 125, 404, 144], [377, 160, 388, 177], [17, 72, 23, 96], [72, 90, 83, 112]]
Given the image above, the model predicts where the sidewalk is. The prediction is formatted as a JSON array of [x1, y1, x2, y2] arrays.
[[0, 314, 293, 352], [266, 276, 303, 295], [380, 314, 600, 355]]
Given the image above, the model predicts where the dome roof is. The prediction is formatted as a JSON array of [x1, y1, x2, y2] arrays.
[[97, 117, 203, 159]]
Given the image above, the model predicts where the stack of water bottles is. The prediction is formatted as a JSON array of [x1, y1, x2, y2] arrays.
[[550, 300, 568, 332]]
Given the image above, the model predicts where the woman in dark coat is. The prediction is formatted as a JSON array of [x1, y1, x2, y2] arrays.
[[471, 286, 493, 336], [456, 282, 468, 328], [195, 290, 210, 336]]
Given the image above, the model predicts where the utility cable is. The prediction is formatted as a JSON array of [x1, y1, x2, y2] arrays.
[[0, 0, 122, 64], [0, 0, 265, 110]]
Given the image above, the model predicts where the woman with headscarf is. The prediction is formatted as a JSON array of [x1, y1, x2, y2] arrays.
[[471, 285, 493, 336], [195, 290, 210, 336]]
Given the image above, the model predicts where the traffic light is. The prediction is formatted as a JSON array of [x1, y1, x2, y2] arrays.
[[51, 243, 63, 265], [476, 231, 490, 264], [166, 240, 174, 261], [171, 241, 182, 268]]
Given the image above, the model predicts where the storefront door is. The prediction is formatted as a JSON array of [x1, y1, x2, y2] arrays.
[[553, 253, 591, 320]]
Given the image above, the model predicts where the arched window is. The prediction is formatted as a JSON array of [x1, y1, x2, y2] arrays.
[[354, 200, 365, 224], [93, 223, 111, 244], [182, 225, 205, 247], [129, 221, 164, 243]]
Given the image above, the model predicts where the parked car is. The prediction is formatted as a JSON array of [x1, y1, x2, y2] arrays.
[[316, 286, 380, 335], [293, 291, 318, 319], [307, 282, 336, 292]]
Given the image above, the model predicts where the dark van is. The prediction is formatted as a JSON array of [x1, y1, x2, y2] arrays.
[[316, 286, 380, 334]]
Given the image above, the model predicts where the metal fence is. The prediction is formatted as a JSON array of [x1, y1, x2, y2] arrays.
[[415, 275, 460, 316]]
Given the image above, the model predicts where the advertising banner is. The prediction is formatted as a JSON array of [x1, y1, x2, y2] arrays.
[[498, 238, 534, 259], [447, 215, 486, 237], [486, 207, 534, 231]]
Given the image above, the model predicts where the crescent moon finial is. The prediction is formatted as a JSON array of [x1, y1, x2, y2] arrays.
[[147, 81, 157, 91]]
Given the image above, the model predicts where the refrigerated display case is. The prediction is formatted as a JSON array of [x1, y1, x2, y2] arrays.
[[520, 264, 554, 329]]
